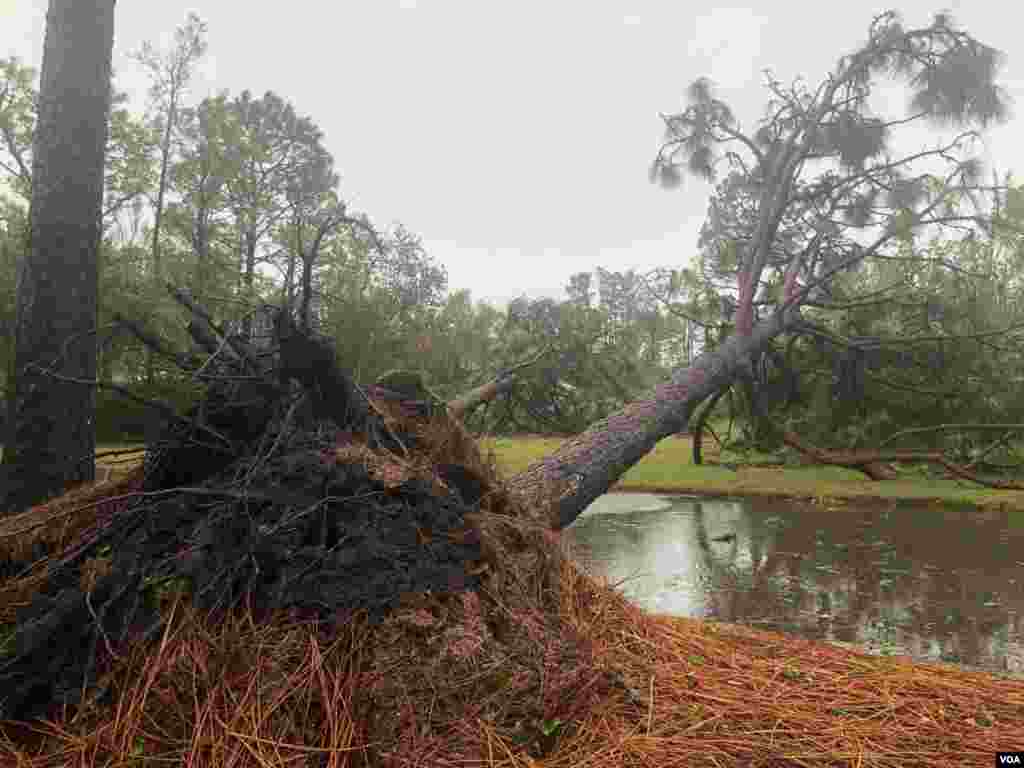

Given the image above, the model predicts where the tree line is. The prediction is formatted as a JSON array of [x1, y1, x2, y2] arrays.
[[0, 12, 700, 447], [1, 4, 1020, 523]]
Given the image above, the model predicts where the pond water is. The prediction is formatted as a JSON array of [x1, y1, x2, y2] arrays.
[[563, 493, 1024, 678]]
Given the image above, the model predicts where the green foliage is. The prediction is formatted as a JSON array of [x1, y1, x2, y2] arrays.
[[824, 112, 888, 171], [0, 56, 36, 201], [472, 282, 673, 434], [647, 11, 1016, 460], [16, 8, 1017, 468], [656, 11, 1009, 335], [104, 94, 159, 224], [94, 377, 202, 442], [0, 200, 25, 394], [775, 206, 1024, 455], [0, 58, 156, 227], [539, 718, 563, 737], [0, 624, 14, 657], [130, 12, 208, 112], [0, 13, 700, 485]]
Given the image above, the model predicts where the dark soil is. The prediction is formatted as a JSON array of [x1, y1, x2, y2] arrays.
[[0, 303, 499, 722]]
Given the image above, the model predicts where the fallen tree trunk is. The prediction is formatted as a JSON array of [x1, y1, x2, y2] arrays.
[[506, 307, 803, 530], [781, 430, 899, 480], [780, 429, 1024, 489]]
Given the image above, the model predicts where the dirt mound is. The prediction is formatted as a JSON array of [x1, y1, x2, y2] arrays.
[[0, 294, 596, 744], [0, 374, 612, 762], [0, 400, 516, 722]]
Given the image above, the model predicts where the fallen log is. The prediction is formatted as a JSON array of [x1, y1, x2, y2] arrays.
[[782, 430, 899, 480], [781, 429, 1024, 488]]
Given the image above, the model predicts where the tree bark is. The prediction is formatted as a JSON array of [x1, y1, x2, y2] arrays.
[[1, 0, 115, 515], [506, 307, 802, 530]]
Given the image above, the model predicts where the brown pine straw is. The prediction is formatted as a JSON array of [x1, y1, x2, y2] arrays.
[[0, 419, 1021, 766], [2, 542, 1020, 766]]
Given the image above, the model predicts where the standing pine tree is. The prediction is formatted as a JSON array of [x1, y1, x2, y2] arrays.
[[2, 0, 116, 515]]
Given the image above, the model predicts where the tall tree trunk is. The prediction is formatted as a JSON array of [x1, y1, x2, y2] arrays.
[[279, 212, 299, 313], [2, 0, 115, 515], [145, 96, 176, 386], [283, 250, 297, 311], [192, 205, 209, 295], [242, 226, 257, 338], [506, 307, 801, 530], [300, 255, 315, 332]]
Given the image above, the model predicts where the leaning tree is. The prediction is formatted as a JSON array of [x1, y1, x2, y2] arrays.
[[505, 10, 1010, 529]]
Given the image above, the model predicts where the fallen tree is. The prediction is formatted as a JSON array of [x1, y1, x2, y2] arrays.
[[505, 306, 803, 529], [635, 11, 1009, 504], [782, 430, 898, 480], [0, 276, 803, 724], [781, 428, 1024, 488], [0, 12, 1011, 751]]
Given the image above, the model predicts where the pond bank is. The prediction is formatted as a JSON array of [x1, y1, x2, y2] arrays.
[[567, 493, 1024, 682], [485, 435, 1024, 513]]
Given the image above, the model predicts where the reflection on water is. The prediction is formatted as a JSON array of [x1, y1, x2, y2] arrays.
[[564, 494, 1024, 678]]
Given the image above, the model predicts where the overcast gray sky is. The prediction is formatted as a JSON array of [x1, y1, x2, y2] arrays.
[[4, 1, 1023, 305]]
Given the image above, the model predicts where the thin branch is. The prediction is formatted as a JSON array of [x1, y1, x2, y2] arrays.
[[880, 423, 1024, 449], [24, 363, 234, 450]]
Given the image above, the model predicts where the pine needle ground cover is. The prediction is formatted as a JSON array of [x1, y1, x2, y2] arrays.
[[0, 424, 1021, 766]]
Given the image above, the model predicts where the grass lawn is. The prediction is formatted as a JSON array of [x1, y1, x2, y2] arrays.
[[483, 433, 1024, 512]]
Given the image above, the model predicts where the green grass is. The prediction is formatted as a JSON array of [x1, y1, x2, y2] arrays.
[[0, 442, 145, 464], [484, 434, 1024, 512], [7, 434, 1023, 512], [94, 443, 146, 461]]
